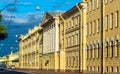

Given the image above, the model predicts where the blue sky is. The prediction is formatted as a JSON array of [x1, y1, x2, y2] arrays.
[[0, 0, 82, 57]]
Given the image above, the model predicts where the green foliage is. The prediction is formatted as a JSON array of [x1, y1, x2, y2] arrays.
[[0, 11, 2, 21], [0, 25, 8, 41]]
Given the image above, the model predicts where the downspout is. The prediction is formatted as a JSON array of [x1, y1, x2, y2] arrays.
[[76, 2, 87, 73], [101, 0, 105, 74], [76, 4, 83, 73], [60, 15, 66, 71]]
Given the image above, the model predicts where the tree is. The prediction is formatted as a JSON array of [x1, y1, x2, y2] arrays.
[[0, 11, 8, 41], [0, 25, 8, 41]]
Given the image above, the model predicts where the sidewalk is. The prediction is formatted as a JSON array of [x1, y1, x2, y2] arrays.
[[16, 69, 84, 74]]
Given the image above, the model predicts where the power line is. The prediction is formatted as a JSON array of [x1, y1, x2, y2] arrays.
[[0, 0, 18, 11]]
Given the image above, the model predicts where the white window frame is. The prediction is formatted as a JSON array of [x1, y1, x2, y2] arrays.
[[115, 11, 119, 28], [110, 13, 113, 29], [110, 0, 113, 2], [106, 15, 108, 30], [105, 0, 108, 4]]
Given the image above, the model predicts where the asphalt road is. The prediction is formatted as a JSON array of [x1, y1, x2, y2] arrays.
[[0, 69, 28, 74]]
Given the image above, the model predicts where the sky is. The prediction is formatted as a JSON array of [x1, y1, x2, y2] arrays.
[[0, 0, 82, 57]]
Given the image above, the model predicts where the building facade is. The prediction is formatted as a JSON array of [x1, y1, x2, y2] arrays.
[[19, 0, 120, 74], [86, 0, 120, 73], [41, 12, 62, 71], [19, 24, 42, 69], [59, 6, 81, 72]]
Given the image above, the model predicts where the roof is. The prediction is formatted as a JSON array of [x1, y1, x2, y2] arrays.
[[12, 57, 19, 62], [46, 12, 64, 17], [41, 11, 63, 27]]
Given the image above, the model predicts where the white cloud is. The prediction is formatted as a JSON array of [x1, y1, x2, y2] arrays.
[[2, 12, 43, 26], [13, 18, 27, 24]]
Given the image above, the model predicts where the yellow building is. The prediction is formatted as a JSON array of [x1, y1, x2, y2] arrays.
[[0, 56, 7, 63], [7, 51, 19, 68], [19, 0, 120, 74], [86, 0, 120, 74], [19, 24, 42, 69], [59, 0, 87, 72], [59, 6, 81, 72], [41, 12, 62, 71]]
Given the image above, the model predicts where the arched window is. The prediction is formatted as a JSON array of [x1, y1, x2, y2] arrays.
[[115, 40, 119, 57], [86, 45, 89, 59], [92, 44, 95, 58], [106, 41, 109, 58], [96, 43, 99, 58], [90, 44, 92, 58], [110, 41, 114, 57]]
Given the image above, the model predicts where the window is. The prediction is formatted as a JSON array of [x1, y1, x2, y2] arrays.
[[106, 42, 109, 58], [105, 0, 108, 4], [94, 0, 97, 9], [66, 38, 68, 47], [98, 66, 99, 71], [90, 45, 92, 58], [96, 43, 99, 58], [111, 66, 114, 72], [74, 18, 77, 25], [68, 37, 70, 47], [94, 20, 96, 33], [68, 21, 71, 29], [115, 11, 119, 28], [115, 40, 119, 57], [71, 20, 74, 27], [76, 56, 78, 68], [77, 34, 79, 45], [106, 15, 108, 30], [97, 0, 100, 8], [77, 16, 80, 25], [89, 46, 91, 59], [92, 44, 95, 58], [110, 13, 113, 29], [71, 36, 74, 46], [89, 0, 92, 11], [75, 35, 77, 45], [110, 41, 114, 57], [97, 19, 100, 33], [106, 66, 108, 72], [93, 21, 95, 34], [87, 45, 89, 59], [68, 57, 71, 67], [66, 23, 68, 30], [116, 67, 119, 72], [96, 0, 98, 8], [110, 0, 113, 2], [87, 2, 89, 12], [87, 24, 89, 36], [89, 22, 92, 35], [92, 0, 95, 10]]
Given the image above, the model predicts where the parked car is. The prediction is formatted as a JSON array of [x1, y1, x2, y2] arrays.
[[11, 65, 15, 69], [0, 63, 6, 71], [7, 65, 16, 69]]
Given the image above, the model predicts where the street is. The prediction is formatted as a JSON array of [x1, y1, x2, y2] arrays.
[[0, 69, 28, 74], [16, 69, 85, 74]]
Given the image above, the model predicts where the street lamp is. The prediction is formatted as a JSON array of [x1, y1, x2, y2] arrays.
[[36, 6, 40, 10]]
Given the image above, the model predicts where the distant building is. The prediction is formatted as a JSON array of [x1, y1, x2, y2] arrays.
[[0, 56, 7, 63], [7, 51, 19, 68], [19, 24, 42, 69]]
